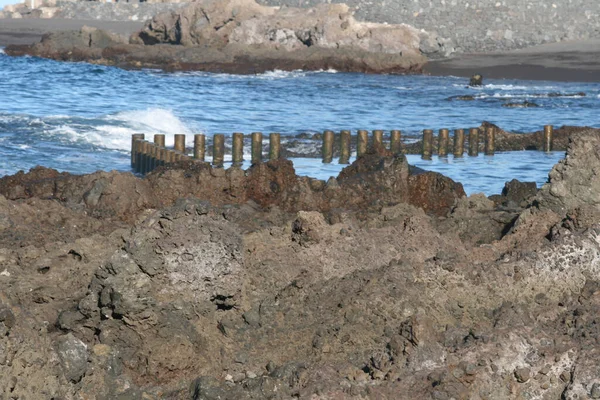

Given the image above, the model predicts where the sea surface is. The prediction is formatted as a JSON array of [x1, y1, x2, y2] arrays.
[[1, 48, 598, 195]]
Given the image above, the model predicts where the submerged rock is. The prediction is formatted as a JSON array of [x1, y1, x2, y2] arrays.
[[502, 100, 540, 108]]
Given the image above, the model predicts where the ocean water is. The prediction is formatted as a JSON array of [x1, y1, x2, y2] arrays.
[[1, 48, 599, 195]]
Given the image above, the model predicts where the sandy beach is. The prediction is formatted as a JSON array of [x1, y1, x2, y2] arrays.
[[425, 39, 600, 82]]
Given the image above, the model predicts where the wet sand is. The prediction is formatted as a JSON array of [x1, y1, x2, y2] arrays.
[[0, 18, 143, 46], [425, 39, 600, 82]]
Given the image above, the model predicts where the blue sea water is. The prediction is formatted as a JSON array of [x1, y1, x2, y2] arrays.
[[1, 48, 598, 195]]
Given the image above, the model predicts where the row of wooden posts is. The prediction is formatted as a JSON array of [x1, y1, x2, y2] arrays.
[[131, 125, 555, 174], [131, 132, 281, 174]]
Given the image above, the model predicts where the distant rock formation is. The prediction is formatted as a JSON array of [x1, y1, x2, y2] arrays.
[[5, 0, 437, 74]]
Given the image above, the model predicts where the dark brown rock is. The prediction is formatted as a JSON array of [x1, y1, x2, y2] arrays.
[[408, 170, 466, 216]]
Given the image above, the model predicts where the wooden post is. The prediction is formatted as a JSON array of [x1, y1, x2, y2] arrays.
[[390, 130, 402, 155], [174, 134, 186, 154], [485, 126, 495, 155], [131, 134, 144, 169], [154, 134, 165, 148], [372, 130, 384, 151], [156, 147, 166, 167], [251, 132, 263, 164], [468, 128, 479, 156], [543, 125, 553, 152], [453, 129, 465, 157], [269, 133, 281, 161], [213, 134, 225, 167], [232, 132, 244, 166], [322, 130, 334, 164], [422, 129, 433, 160], [166, 149, 176, 164], [135, 139, 146, 173], [357, 130, 368, 158], [194, 134, 205, 161], [147, 142, 156, 173], [438, 128, 449, 157], [141, 141, 151, 174], [339, 130, 351, 164]]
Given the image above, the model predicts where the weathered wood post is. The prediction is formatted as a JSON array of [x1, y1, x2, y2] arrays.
[[269, 133, 281, 161], [422, 129, 433, 160], [339, 130, 351, 164], [135, 140, 146, 173], [438, 128, 449, 156], [372, 130, 384, 152], [390, 130, 402, 155], [153, 134, 165, 171], [131, 134, 144, 169], [322, 130, 334, 163], [251, 132, 263, 164], [485, 126, 495, 155], [167, 149, 177, 164], [154, 134, 165, 148], [146, 142, 156, 173], [156, 147, 166, 167], [213, 134, 225, 167], [453, 129, 465, 157], [468, 128, 479, 156], [174, 134, 186, 154], [232, 132, 244, 166], [141, 141, 151, 174], [194, 134, 205, 161], [543, 125, 553, 152], [357, 130, 368, 158]]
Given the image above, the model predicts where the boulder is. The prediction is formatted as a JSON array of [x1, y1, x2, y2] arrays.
[[537, 130, 600, 215], [57, 334, 88, 383]]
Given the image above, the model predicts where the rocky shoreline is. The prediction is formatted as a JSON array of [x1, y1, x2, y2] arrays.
[[4, 0, 437, 74], [2, 129, 600, 398]]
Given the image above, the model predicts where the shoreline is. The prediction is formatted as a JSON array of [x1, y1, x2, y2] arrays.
[[425, 39, 600, 83], [2, 18, 600, 82]]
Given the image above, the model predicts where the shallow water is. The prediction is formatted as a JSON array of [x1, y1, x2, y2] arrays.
[[0, 49, 597, 195]]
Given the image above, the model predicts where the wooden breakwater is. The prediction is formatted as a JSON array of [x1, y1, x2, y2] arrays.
[[130, 125, 555, 174]]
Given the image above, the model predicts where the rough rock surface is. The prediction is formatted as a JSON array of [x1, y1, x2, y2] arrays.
[[537, 130, 600, 217], [3, 134, 600, 398], [5, 0, 430, 74]]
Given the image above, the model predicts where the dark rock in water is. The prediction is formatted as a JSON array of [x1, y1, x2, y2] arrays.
[[502, 101, 539, 108], [547, 92, 586, 97], [469, 74, 483, 86], [447, 95, 475, 101]]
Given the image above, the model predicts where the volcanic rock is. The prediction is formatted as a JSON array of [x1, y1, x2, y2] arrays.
[[4, 131, 600, 398], [5, 0, 431, 74]]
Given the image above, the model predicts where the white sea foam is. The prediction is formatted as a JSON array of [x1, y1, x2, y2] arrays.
[[0, 48, 5, 55], [43, 108, 199, 151], [258, 69, 306, 79]]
